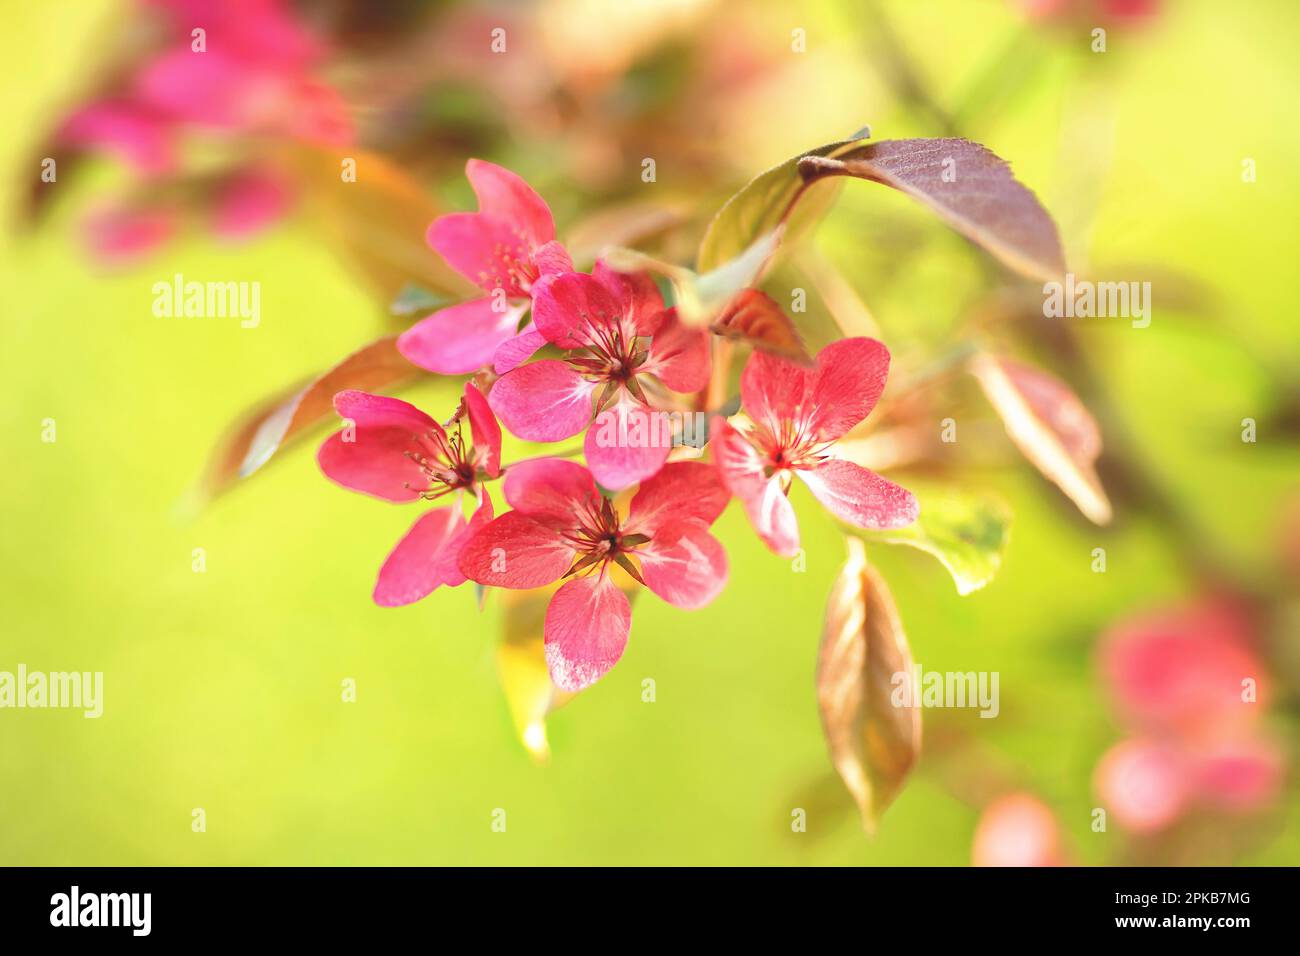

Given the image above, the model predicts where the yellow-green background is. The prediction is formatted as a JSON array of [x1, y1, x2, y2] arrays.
[[2, 0, 1298, 864]]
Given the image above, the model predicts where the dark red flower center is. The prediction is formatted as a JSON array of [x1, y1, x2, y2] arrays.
[[560, 495, 649, 584], [404, 425, 479, 500], [750, 419, 832, 480]]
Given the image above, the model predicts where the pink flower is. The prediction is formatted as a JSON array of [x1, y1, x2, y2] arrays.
[[1093, 599, 1284, 833], [211, 168, 294, 240], [54, 0, 350, 263], [397, 160, 574, 376], [63, 0, 349, 159], [317, 383, 501, 607], [972, 793, 1066, 867], [83, 203, 177, 263], [457, 459, 729, 691], [1100, 599, 1265, 742], [134, 0, 350, 145], [487, 264, 710, 490], [712, 337, 918, 557]]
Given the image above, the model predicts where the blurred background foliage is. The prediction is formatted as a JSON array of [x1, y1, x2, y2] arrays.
[[2, 0, 1298, 865]]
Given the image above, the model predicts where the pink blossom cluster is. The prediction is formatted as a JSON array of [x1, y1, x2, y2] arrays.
[[1094, 598, 1284, 832], [318, 160, 919, 691], [56, 0, 352, 260]]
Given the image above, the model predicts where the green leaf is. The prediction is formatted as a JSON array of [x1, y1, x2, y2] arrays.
[[851, 485, 1012, 595], [697, 130, 872, 273], [698, 133, 1067, 285]]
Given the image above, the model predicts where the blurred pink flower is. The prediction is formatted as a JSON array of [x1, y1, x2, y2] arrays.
[[712, 337, 917, 558], [211, 168, 295, 240], [398, 160, 575, 376], [457, 460, 729, 690], [1094, 599, 1284, 833], [83, 203, 176, 263], [487, 264, 709, 490], [972, 793, 1066, 867], [317, 384, 500, 607], [1015, 0, 1161, 24], [56, 0, 351, 261]]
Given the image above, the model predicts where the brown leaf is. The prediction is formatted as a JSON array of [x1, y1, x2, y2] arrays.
[[817, 537, 921, 832], [798, 138, 1066, 283], [279, 144, 478, 303], [191, 335, 420, 506], [970, 352, 1112, 525], [710, 289, 812, 366]]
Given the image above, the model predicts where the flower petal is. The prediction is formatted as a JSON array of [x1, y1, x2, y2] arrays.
[[372, 506, 465, 607], [1194, 738, 1283, 811], [465, 158, 556, 247], [638, 519, 728, 609], [644, 307, 710, 393], [799, 458, 918, 530], [740, 347, 814, 434], [317, 391, 439, 502], [427, 212, 534, 297], [492, 326, 548, 374], [316, 430, 424, 502], [585, 398, 672, 491], [489, 359, 595, 442], [971, 794, 1064, 868], [532, 240, 573, 279], [134, 48, 262, 128], [463, 381, 501, 478], [544, 575, 632, 691], [503, 458, 600, 522], [84, 204, 175, 263], [457, 511, 575, 589], [211, 167, 293, 239], [627, 460, 730, 533], [711, 418, 800, 557], [397, 297, 526, 375], [333, 390, 437, 434], [60, 100, 175, 175], [1093, 738, 1191, 833], [808, 337, 891, 441], [531, 271, 621, 349], [593, 260, 664, 334]]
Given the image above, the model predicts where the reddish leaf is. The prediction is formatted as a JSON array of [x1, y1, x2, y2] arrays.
[[710, 289, 811, 366], [192, 335, 420, 505], [817, 537, 921, 832], [798, 139, 1066, 282], [970, 352, 1112, 525]]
